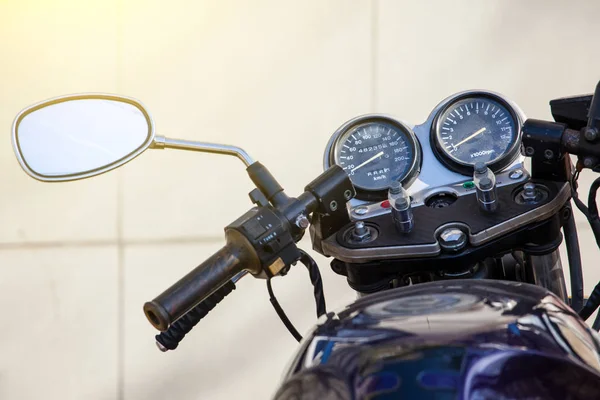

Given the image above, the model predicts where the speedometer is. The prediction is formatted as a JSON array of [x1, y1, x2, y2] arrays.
[[431, 94, 521, 175], [328, 116, 421, 200]]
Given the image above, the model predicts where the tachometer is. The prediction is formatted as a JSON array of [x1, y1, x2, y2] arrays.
[[431, 94, 520, 175], [329, 116, 421, 200]]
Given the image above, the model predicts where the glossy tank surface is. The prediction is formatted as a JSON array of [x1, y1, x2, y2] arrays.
[[274, 280, 600, 400]]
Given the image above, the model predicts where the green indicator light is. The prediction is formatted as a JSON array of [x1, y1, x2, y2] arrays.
[[463, 181, 475, 189]]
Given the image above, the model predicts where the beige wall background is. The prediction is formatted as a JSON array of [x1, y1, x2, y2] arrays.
[[1, 0, 600, 399]]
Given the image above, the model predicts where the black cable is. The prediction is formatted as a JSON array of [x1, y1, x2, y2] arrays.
[[563, 205, 584, 312], [267, 249, 327, 342], [579, 281, 600, 321], [587, 177, 600, 220], [585, 178, 600, 246], [572, 174, 600, 321], [589, 178, 600, 331], [298, 249, 327, 318], [573, 174, 600, 251], [571, 170, 589, 216], [572, 188, 590, 219], [267, 278, 303, 342], [593, 312, 600, 331]]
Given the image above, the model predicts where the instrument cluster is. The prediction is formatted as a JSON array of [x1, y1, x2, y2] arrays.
[[324, 90, 527, 216]]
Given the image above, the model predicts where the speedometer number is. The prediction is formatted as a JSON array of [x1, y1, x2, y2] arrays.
[[334, 119, 420, 193], [432, 95, 520, 175]]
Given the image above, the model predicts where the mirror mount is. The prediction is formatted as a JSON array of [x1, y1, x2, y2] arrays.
[[151, 136, 289, 208], [151, 135, 255, 167]]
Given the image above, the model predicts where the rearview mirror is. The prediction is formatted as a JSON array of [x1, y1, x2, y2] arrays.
[[12, 94, 155, 181]]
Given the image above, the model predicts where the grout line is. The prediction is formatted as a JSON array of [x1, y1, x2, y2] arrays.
[[117, 174, 125, 400], [0, 236, 224, 250], [116, 1, 125, 398], [0, 221, 595, 251], [370, 0, 379, 111], [0, 220, 593, 251]]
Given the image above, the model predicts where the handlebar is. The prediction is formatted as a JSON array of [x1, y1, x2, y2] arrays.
[[143, 231, 260, 331], [155, 279, 238, 351], [141, 165, 354, 346], [141, 80, 600, 350], [561, 127, 600, 161]]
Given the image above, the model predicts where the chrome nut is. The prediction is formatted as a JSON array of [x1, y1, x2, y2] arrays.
[[439, 228, 467, 251]]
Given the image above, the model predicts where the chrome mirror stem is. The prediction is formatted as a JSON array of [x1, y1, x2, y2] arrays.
[[152, 135, 255, 167]]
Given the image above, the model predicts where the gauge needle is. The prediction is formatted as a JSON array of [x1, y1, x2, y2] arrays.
[[351, 151, 385, 172], [453, 127, 487, 149]]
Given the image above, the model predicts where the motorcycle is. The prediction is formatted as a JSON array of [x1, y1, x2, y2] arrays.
[[11, 81, 600, 399]]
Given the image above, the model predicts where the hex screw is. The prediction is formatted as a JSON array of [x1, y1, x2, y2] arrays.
[[295, 214, 310, 229], [509, 169, 524, 180], [330, 200, 338, 211], [585, 127, 598, 142], [584, 158, 595, 168], [439, 228, 467, 252]]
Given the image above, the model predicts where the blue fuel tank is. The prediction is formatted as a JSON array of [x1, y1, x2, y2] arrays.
[[275, 280, 600, 399]]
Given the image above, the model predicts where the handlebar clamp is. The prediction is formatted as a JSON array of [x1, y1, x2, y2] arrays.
[[522, 119, 570, 181]]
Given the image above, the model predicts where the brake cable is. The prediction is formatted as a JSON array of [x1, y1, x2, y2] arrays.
[[573, 163, 600, 327], [267, 278, 302, 342], [267, 249, 327, 342]]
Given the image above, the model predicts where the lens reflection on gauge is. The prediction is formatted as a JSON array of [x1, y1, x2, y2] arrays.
[[433, 95, 520, 174], [334, 119, 419, 192]]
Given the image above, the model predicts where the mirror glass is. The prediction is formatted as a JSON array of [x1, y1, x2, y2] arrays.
[[13, 96, 153, 180]]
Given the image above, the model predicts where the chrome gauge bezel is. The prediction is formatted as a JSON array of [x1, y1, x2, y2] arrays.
[[324, 114, 422, 201], [430, 92, 523, 176]]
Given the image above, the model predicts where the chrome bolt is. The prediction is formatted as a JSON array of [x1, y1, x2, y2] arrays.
[[330, 200, 338, 211], [584, 157, 595, 168], [439, 228, 467, 252], [353, 206, 368, 216], [355, 221, 367, 234], [509, 169, 524, 180], [585, 127, 598, 142], [344, 189, 353, 200], [295, 214, 310, 229], [525, 146, 535, 156], [544, 149, 554, 160], [522, 182, 537, 200], [479, 177, 493, 190], [351, 221, 371, 241], [516, 182, 546, 205]]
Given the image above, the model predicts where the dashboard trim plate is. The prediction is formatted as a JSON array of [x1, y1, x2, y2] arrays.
[[321, 182, 570, 263]]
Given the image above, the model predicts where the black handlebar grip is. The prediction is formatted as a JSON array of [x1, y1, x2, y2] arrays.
[[143, 238, 255, 331], [155, 280, 237, 351]]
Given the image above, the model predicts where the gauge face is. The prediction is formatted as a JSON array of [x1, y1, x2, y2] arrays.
[[433, 96, 519, 173], [334, 120, 419, 192]]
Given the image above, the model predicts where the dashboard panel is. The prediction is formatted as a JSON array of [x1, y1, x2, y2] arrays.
[[323, 90, 527, 218]]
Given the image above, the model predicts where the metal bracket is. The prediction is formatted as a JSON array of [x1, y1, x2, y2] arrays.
[[151, 135, 255, 167], [521, 119, 570, 181]]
